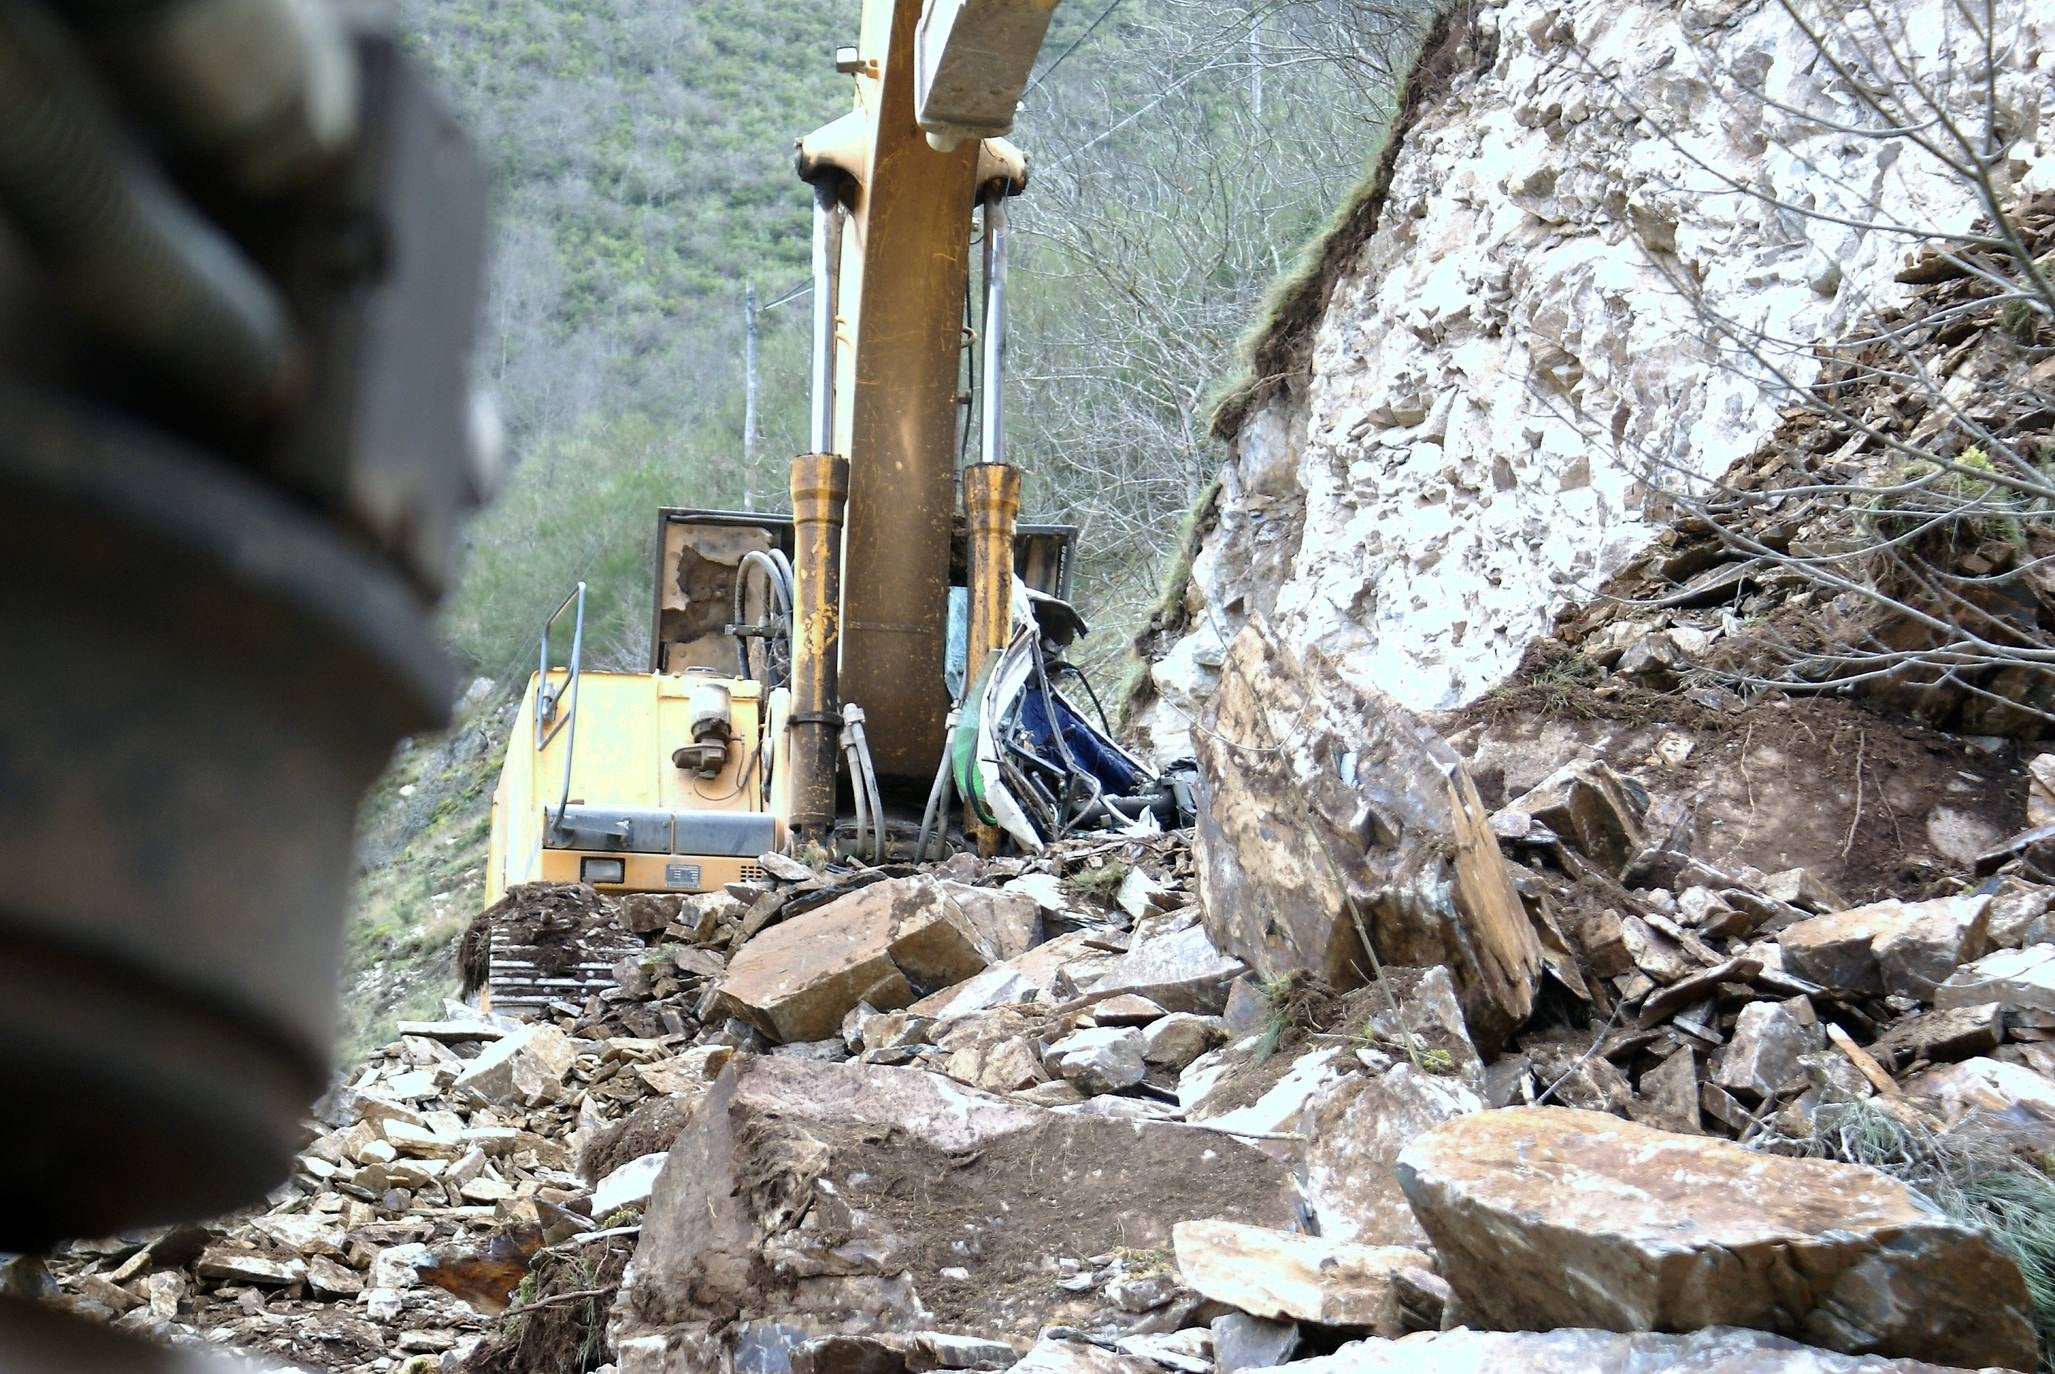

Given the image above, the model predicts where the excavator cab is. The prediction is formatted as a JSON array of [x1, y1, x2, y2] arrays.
[[483, 508, 1083, 913]]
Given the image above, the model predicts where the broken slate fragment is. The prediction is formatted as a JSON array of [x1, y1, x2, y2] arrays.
[[1211, 1312, 1298, 1374], [712, 875, 1042, 1042], [450, 1023, 577, 1107], [1044, 1026, 1148, 1095], [1934, 943, 2055, 1017], [1300, 1065, 1485, 1248], [1904, 1055, 2055, 1124], [1507, 760, 1645, 873], [1712, 999, 1823, 1100], [1867, 1004, 2003, 1070], [1171, 1220, 1436, 1333], [1193, 622, 1541, 1053]]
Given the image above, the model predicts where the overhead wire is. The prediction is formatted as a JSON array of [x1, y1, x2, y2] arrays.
[[1022, 0, 1131, 99]]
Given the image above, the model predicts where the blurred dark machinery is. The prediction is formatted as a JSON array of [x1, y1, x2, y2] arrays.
[[0, 0, 491, 1362]]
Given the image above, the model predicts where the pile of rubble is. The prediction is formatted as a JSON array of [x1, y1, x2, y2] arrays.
[[26, 661, 2055, 1373]]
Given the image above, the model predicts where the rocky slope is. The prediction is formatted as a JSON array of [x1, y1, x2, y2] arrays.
[[25, 711, 2055, 1373], [1132, 0, 2055, 758]]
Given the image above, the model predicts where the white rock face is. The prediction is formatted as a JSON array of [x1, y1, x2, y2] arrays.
[[1137, 0, 2055, 754]]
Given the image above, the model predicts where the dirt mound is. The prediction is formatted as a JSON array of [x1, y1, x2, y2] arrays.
[[579, 1096, 698, 1185]]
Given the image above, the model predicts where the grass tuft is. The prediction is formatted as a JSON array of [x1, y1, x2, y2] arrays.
[[1763, 1097, 2055, 1368]]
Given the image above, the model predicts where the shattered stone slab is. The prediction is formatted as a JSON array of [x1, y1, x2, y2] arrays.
[[1171, 1220, 1435, 1332], [450, 1023, 578, 1107], [1394, 1106, 2036, 1370], [1935, 943, 2055, 1017], [712, 876, 1043, 1042], [1301, 1065, 1484, 1248], [1779, 895, 1991, 999], [1193, 623, 1541, 1053], [1506, 760, 1645, 873]]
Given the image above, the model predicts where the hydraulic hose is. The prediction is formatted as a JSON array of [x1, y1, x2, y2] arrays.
[[0, 0, 297, 424], [733, 548, 794, 684], [915, 716, 958, 862]]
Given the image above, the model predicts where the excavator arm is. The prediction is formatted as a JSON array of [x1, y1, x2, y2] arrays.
[[783, 0, 1055, 832]]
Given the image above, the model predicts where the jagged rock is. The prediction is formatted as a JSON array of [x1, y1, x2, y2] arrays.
[[1008, 1338, 1163, 1374], [1778, 896, 1991, 999], [619, 1056, 1298, 1352], [1086, 915, 1245, 1014], [1507, 761, 1645, 872], [1300, 1065, 1485, 1248], [618, 893, 687, 935], [1904, 1056, 2055, 1124], [1192, 623, 1541, 1053], [1395, 1106, 2036, 1369], [1713, 998, 1823, 1100], [1044, 1026, 1148, 1094], [1171, 1220, 1436, 1333], [1211, 1312, 1298, 1374], [1935, 943, 2055, 1017], [450, 1023, 578, 1107], [1271, 1327, 2013, 1373], [1628, 1047, 1704, 1134], [1867, 1004, 2004, 1070], [918, 929, 1119, 1014], [1985, 877, 2054, 948], [1142, 1014, 1223, 1071], [1186, 1047, 1352, 1142], [592, 1151, 668, 1215], [1090, 993, 1168, 1025], [195, 1247, 306, 1288], [712, 876, 1043, 1042], [1761, 869, 1850, 915]]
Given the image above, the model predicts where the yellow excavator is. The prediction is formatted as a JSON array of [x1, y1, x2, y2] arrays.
[[1, 0, 1187, 1364], [482, 0, 1189, 921]]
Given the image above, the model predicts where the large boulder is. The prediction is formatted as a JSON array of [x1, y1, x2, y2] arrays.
[[1393, 1106, 2036, 1370], [711, 877, 1042, 1042], [1261, 1327, 2014, 1373], [617, 1057, 1299, 1368], [1193, 623, 1541, 1053], [1778, 896, 1991, 1000]]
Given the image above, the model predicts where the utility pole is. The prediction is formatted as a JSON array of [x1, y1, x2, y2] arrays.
[[742, 281, 760, 511]]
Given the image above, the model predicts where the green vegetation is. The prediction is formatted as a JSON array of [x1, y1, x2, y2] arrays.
[[337, 696, 507, 1059], [1770, 1097, 2055, 1368], [1068, 856, 1135, 904], [1252, 973, 1296, 1064]]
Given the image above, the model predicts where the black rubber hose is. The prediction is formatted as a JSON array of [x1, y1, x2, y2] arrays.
[[0, 0, 296, 424]]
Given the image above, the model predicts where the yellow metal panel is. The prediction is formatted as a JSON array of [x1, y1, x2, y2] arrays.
[[537, 850, 762, 894], [487, 669, 767, 904]]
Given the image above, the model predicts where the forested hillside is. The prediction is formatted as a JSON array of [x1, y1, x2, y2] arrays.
[[340, 0, 1429, 1054], [413, 0, 1426, 678]]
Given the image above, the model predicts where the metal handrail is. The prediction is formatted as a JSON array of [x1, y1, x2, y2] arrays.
[[536, 582, 586, 828]]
